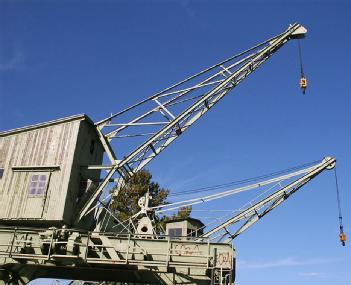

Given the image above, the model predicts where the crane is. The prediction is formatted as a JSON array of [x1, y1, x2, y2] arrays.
[[201, 157, 336, 241], [0, 23, 317, 285], [132, 157, 336, 243], [76, 23, 308, 224]]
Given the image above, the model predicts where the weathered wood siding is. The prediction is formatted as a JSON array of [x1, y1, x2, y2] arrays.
[[0, 115, 103, 227], [63, 118, 104, 227]]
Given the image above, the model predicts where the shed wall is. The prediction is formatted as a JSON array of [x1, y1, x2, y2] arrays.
[[63, 120, 104, 226], [0, 116, 104, 227]]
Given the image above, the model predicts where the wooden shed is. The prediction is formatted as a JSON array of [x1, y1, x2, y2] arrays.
[[0, 114, 104, 228]]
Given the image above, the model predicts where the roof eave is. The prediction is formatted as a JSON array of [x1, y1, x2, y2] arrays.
[[0, 114, 94, 137]]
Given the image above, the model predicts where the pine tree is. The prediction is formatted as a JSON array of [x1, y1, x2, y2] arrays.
[[109, 169, 169, 222]]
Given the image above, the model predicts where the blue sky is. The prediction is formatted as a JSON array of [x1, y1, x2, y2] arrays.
[[1, 1, 350, 285]]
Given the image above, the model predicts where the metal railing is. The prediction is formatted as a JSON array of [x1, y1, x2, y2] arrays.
[[0, 227, 218, 269]]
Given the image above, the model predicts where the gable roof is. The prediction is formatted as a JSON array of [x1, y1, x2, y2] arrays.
[[0, 114, 94, 137]]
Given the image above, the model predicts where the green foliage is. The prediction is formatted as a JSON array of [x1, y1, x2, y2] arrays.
[[109, 169, 193, 233], [109, 169, 169, 222], [98, 170, 193, 285], [157, 206, 192, 231], [174, 206, 192, 219]]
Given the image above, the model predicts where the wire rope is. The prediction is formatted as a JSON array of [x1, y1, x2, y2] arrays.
[[154, 163, 320, 213], [334, 167, 346, 246], [168, 159, 320, 197], [297, 40, 305, 77]]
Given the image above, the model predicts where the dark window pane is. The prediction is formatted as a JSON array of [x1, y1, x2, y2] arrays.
[[39, 175, 47, 181], [0, 168, 4, 179], [169, 228, 182, 237], [37, 188, 44, 195], [31, 175, 39, 182], [176, 228, 182, 236]]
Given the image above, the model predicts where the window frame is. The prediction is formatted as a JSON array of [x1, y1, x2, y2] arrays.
[[168, 228, 183, 237]]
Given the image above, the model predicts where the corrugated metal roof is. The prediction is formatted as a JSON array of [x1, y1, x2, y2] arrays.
[[0, 114, 94, 137]]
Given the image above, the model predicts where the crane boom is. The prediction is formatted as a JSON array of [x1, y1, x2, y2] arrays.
[[76, 23, 307, 224], [202, 157, 336, 241]]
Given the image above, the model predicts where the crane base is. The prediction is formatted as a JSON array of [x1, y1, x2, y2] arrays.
[[0, 227, 235, 285]]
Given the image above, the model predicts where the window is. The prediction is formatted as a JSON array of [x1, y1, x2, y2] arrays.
[[28, 174, 48, 197], [168, 228, 182, 237], [187, 229, 198, 237], [0, 168, 4, 179]]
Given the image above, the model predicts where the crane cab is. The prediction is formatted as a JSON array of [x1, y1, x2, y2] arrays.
[[165, 217, 204, 239]]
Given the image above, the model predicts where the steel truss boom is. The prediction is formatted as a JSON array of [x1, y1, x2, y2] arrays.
[[202, 157, 336, 241], [76, 23, 307, 224], [151, 164, 320, 213]]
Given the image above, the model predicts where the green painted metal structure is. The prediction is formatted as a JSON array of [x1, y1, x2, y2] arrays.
[[0, 23, 312, 284], [0, 227, 234, 285]]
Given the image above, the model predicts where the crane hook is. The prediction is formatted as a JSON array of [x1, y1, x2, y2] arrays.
[[298, 40, 307, 94], [300, 76, 307, 94], [339, 226, 347, 246]]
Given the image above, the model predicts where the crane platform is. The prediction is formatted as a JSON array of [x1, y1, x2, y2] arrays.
[[0, 227, 234, 285]]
